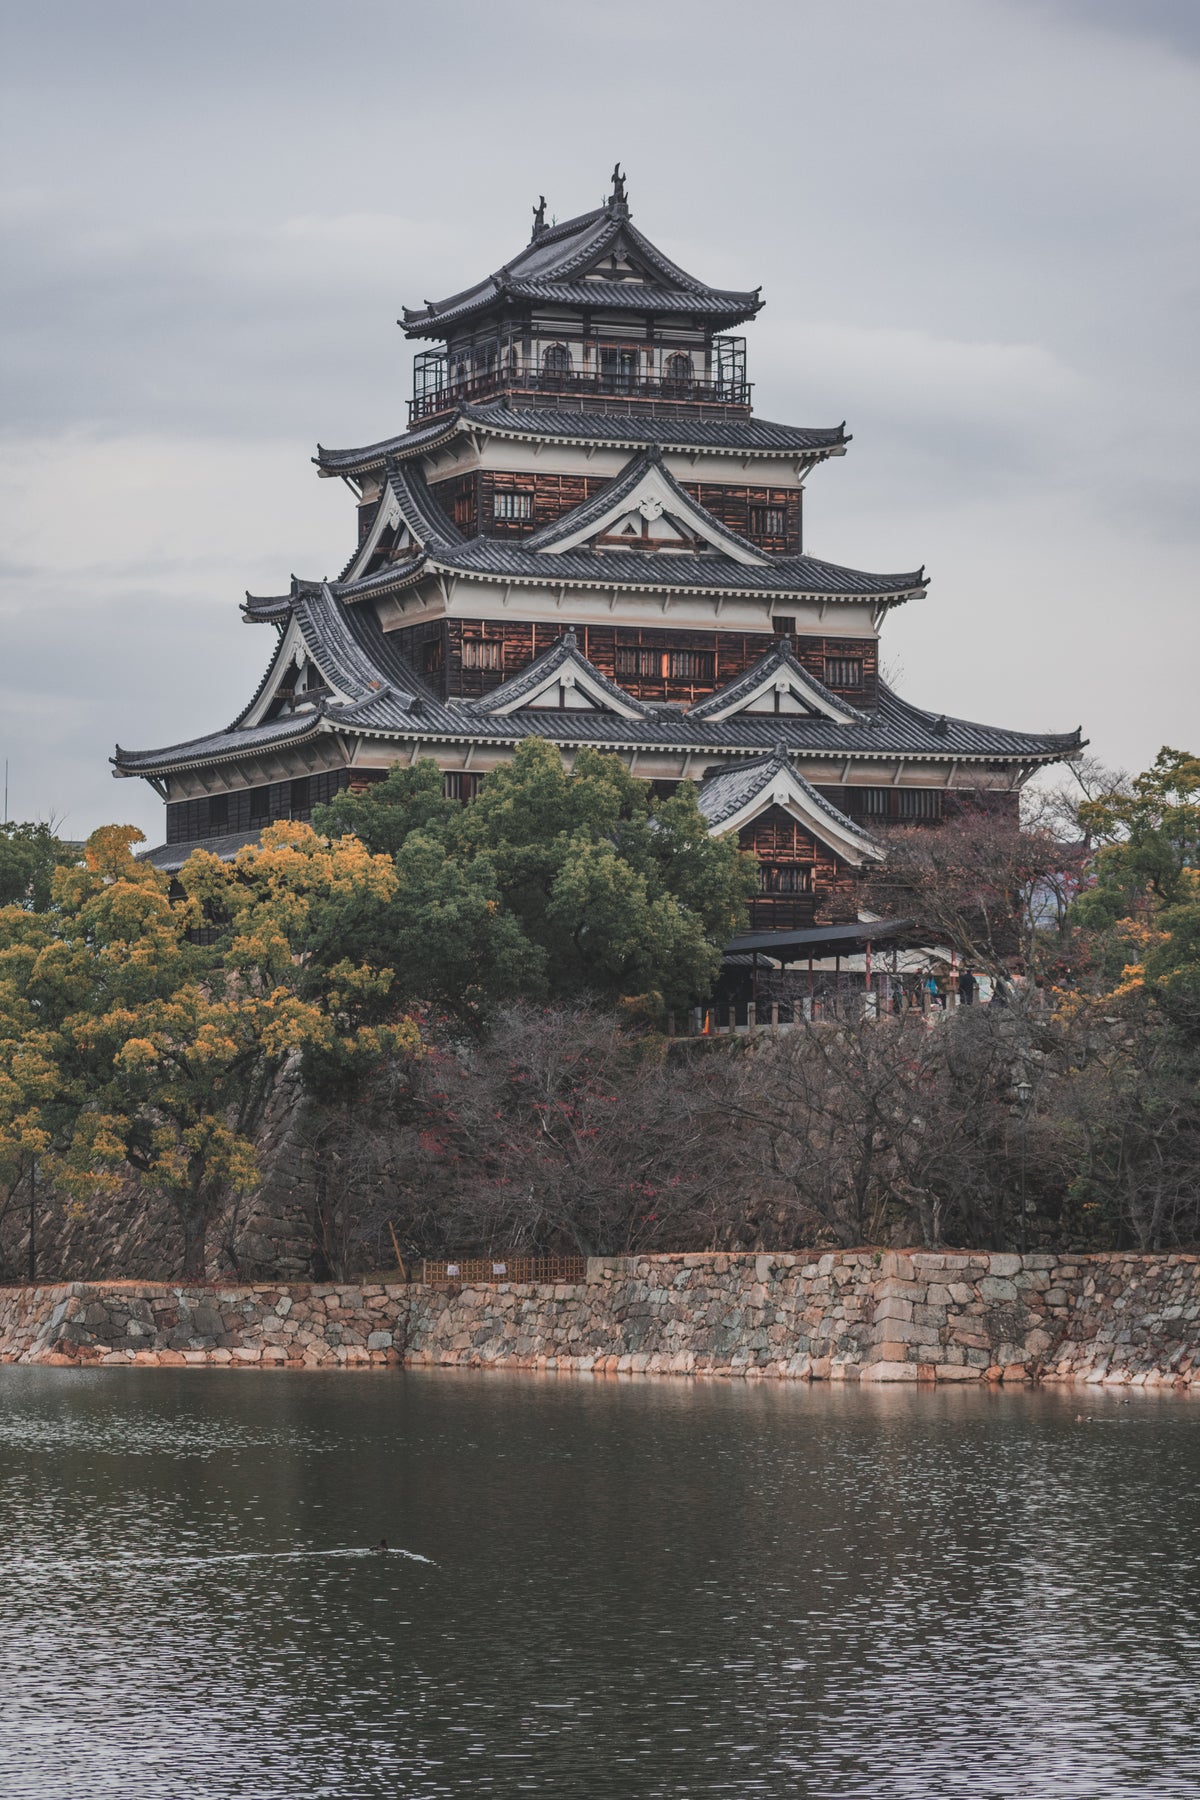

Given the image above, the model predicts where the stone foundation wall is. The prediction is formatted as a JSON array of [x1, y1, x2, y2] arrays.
[[2, 1250, 1198, 1387]]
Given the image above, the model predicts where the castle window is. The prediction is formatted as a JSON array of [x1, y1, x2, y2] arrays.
[[208, 794, 228, 833], [825, 657, 863, 687], [897, 789, 942, 820], [668, 649, 715, 682], [859, 788, 891, 816], [750, 505, 785, 538], [615, 646, 660, 680], [663, 351, 694, 391], [493, 491, 532, 522], [461, 639, 503, 671], [600, 345, 639, 392], [249, 785, 271, 826], [773, 615, 796, 636], [542, 343, 573, 376], [421, 636, 445, 676], [290, 776, 311, 817], [759, 864, 810, 894], [452, 490, 474, 530], [443, 771, 484, 803]]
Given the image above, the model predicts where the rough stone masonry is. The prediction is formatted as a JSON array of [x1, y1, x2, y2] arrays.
[[2, 1250, 1199, 1387]]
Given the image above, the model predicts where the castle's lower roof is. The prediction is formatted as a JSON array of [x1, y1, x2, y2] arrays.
[[114, 592, 1084, 780], [316, 404, 848, 477]]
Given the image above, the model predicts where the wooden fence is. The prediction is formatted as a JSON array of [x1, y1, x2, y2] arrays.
[[419, 1256, 588, 1288]]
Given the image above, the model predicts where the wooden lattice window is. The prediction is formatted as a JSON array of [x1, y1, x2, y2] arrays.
[[421, 637, 445, 676], [668, 649, 715, 682], [290, 776, 311, 816], [773, 615, 796, 635], [208, 794, 229, 833], [443, 771, 484, 803], [825, 657, 863, 687], [897, 789, 942, 819], [542, 343, 573, 375], [462, 640, 503, 671], [615, 647, 661, 680], [493, 491, 532, 522], [750, 506, 785, 537], [859, 788, 891, 816], [759, 864, 811, 894]]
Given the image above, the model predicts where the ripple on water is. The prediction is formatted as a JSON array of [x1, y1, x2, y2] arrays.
[[0, 1369, 1196, 1799]]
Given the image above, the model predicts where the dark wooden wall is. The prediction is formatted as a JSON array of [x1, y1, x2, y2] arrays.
[[680, 483, 800, 553], [738, 805, 858, 930], [165, 768, 365, 845], [387, 619, 875, 707], [426, 472, 802, 551]]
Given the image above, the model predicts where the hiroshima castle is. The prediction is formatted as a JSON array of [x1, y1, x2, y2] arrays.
[[116, 169, 1081, 935]]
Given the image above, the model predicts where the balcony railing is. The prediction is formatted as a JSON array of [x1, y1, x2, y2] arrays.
[[408, 365, 753, 425]]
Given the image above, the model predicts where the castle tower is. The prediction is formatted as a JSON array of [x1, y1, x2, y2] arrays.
[[115, 170, 1082, 933]]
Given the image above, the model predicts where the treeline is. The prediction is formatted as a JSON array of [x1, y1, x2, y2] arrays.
[[1, 743, 1197, 1277]]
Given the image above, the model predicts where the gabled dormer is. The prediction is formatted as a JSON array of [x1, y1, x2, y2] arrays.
[[689, 638, 869, 724], [238, 610, 346, 729], [524, 449, 766, 564], [697, 750, 884, 868], [468, 629, 653, 719], [344, 465, 461, 583]]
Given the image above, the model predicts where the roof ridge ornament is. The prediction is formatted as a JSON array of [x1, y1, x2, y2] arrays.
[[608, 163, 629, 217], [531, 195, 547, 240]]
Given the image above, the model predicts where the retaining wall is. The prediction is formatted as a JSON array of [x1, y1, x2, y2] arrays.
[[2, 1251, 1198, 1386]]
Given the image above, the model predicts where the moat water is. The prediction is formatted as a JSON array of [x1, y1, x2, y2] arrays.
[[0, 1370, 1197, 1799]]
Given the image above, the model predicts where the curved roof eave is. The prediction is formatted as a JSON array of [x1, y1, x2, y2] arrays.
[[316, 409, 849, 478], [413, 554, 926, 606]]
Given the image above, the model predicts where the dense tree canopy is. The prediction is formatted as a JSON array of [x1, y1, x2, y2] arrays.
[[0, 820, 77, 910], [313, 740, 755, 1015], [0, 823, 418, 1274], [3, 743, 1197, 1278]]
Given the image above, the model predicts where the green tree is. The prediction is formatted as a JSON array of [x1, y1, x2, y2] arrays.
[[0, 821, 78, 910], [314, 740, 755, 1013], [0, 823, 420, 1275]]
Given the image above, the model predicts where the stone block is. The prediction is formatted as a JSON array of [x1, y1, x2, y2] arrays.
[[874, 1295, 914, 1324], [978, 1277, 1018, 1303], [988, 1254, 1023, 1278], [863, 1361, 918, 1382], [877, 1277, 924, 1300]]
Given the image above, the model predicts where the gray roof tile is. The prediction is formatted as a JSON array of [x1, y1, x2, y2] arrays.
[[696, 752, 879, 846], [523, 446, 765, 561], [315, 405, 846, 476], [400, 200, 762, 337], [688, 638, 870, 722]]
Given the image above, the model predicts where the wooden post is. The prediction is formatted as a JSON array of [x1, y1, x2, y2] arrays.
[[771, 1001, 779, 1032], [667, 1009, 676, 1038], [747, 1000, 757, 1032]]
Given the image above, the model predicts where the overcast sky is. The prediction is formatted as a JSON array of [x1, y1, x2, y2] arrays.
[[1, 0, 1197, 842]]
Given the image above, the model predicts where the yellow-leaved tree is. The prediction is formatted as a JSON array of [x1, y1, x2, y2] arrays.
[[0, 822, 418, 1276]]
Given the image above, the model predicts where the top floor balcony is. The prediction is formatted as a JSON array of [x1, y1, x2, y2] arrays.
[[408, 337, 751, 426]]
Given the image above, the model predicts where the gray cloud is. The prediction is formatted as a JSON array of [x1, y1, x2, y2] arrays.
[[1, 0, 1197, 836]]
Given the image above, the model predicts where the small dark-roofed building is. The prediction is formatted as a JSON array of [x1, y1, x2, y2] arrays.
[[115, 169, 1083, 930]]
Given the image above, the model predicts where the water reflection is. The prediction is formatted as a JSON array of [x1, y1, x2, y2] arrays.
[[0, 1371, 1196, 1798]]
